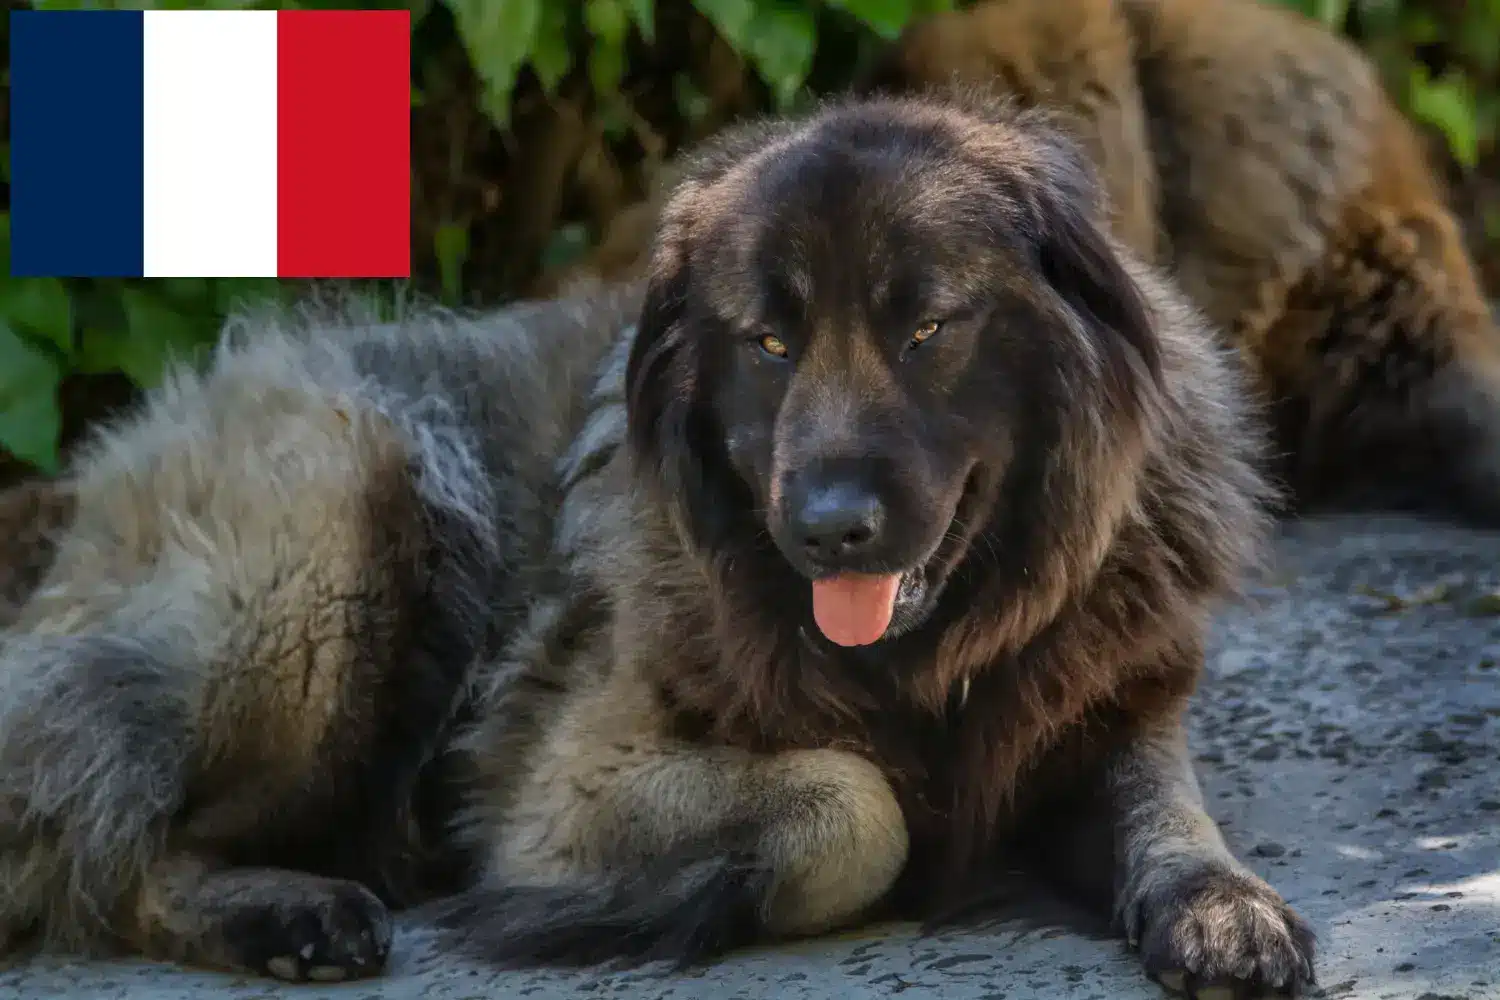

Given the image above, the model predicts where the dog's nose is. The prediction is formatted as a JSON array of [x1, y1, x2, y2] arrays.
[[789, 479, 886, 563]]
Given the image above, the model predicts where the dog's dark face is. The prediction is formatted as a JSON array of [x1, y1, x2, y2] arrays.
[[626, 97, 1161, 647]]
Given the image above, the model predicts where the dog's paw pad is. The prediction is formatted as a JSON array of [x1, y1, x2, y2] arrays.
[[265, 956, 300, 981], [1131, 866, 1315, 998], [308, 965, 351, 982], [223, 880, 393, 982]]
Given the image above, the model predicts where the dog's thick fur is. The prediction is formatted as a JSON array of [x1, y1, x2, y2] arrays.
[[554, 0, 1500, 528], [0, 93, 1320, 997], [0, 285, 640, 977]]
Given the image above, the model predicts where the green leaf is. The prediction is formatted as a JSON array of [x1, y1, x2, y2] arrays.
[[1409, 68, 1480, 169], [0, 322, 63, 473], [692, 0, 756, 54], [743, 0, 817, 108], [531, 2, 574, 93], [626, 0, 655, 45], [75, 329, 125, 377], [1459, 4, 1500, 75], [586, 0, 630, 56], [108, 287, 217, 389], [443, 0, 541, 128], [586, 0, 630, 97], [825, 0, 914, 39], [0, 278, 74, 358], [433, 223, 470, 305]]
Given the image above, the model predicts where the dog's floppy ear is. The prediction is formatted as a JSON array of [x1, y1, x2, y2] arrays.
[[624, 201, 741, 551], [1020, 131, 1163, 390]]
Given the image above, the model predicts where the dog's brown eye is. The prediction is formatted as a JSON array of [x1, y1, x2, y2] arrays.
[[758, 334, 789, 358], [909, 320, 942, 349]]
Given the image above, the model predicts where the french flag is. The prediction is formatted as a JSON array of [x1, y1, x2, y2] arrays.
[[10, 9, 410, 279]]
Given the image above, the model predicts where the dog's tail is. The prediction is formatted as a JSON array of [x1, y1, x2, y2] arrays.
[[428, 831, 775, 970]]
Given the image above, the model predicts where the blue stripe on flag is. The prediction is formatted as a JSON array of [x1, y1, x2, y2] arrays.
[[11, 10, 145, 277]]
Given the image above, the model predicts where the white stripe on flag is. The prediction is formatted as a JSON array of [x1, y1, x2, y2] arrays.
[[143, 11, 279, 278]]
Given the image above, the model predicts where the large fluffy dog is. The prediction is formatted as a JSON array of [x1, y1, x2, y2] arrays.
[[6, 93, 1314, 996]]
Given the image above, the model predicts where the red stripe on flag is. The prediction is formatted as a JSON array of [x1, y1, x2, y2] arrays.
[[277, 10, 409, 279]]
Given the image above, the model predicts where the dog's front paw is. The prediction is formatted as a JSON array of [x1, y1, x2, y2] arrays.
[[1122, 865, 1316, 998], [218, 877, 394, 982]]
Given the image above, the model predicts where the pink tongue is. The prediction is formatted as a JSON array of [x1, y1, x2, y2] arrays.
[[811, 573, 902, 647]]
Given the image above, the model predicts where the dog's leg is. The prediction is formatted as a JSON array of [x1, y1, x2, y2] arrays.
[[441, 662, 910, 967], [1108, 722, 1315, 997], [126, 855, 392, 982]]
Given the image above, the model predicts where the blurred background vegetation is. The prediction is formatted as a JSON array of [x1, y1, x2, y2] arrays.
[[1, 0, 1497, 484]]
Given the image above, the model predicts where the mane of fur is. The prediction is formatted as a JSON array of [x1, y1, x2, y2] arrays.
[[608, 92, 1276, 888]]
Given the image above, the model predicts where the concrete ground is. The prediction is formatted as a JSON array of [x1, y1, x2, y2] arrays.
[[2, 513, 1497, 1000]]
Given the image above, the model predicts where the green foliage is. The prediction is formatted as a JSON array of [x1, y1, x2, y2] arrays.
[[445, 0, 542, 127], [0, 321, 63, 473], [452, 0, 951, 120]]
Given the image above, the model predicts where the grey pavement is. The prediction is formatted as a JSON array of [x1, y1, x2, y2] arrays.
[[2, 513, 1497, 999]]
